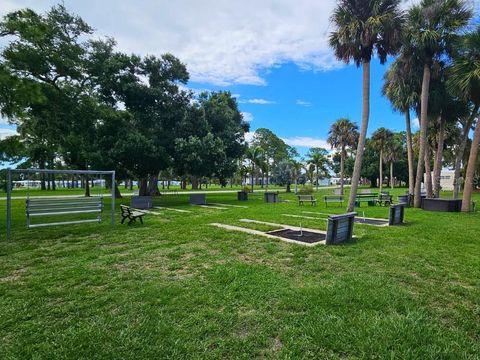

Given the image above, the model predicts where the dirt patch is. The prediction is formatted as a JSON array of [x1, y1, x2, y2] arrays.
[[267, 229, 326, 244]]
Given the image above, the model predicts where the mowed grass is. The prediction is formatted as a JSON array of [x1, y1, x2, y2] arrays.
[[0, 188, 479, 359]]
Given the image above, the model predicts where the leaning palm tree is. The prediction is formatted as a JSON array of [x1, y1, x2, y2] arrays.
[[327, 118, 359, 195], [383, 55, 420, 196], [371, 128, 394, 193], [448, 26, 480, 211], [245, 145, 264, 192], [329, 0, 404, 211], [406, 0, 472, 207]]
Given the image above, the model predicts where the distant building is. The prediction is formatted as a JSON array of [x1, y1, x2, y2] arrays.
[[424, 170, 455, 191]]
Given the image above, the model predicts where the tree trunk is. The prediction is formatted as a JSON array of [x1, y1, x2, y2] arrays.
[[347, 60, 370, 212], [191, 176, 199, 190], [390, 161, 394, 189], [316, 167, 319, 192], [454, 106, 478, 198], [251, 165, 255, 192], [85, 175, 91, 197], [148, 175, 161, 196], [114, 182, 122, 199], [405, 110, 415, 195], [433, 116, 446, 198], [340, 145, 345, 195], [379, 149, 383, 193], [425, 145, 433, 198], [414, 62, 431, 207], [462, 118, 480, 212], [138, 178, 148, 196]]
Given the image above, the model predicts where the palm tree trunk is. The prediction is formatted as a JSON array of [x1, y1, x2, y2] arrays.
[[425, 145, 433, 198], [340, 146, 345, 195], [461, 119, 480, 212], [433, 116, 446, 198], [251, 165, 254, 192], [347, 60, 370, 212], [379, 149, 383, 193], [414, 62, 431, 207], [316, 166, 319, 192], [390, 161, 394, 189], [454, 106, 478, 198], [405, 110, 415, 195]]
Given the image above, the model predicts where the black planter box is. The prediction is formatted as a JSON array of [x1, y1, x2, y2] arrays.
[[131, 196, 152, 209], [421, 198, 462, 212], [264, 192, 278, 203], [237, 191, 248, 201], [190, 193, 206, 205]]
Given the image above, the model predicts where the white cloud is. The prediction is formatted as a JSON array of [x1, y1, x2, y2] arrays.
[[0, 116, 10, 125], [412, 117, 420, 129], [282, 136, 329, 148], [0, 128, 17, 140], [241, 112, 254, 122], [244, 132, 255, 143], [2, 0, 342, 86], [240, 98, 276, 105], [296, 100, 312, 107]]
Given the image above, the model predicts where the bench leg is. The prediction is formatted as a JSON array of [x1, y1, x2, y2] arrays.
[[139, 216, 143, 224], [121, 216, 127, 224], [128, 218, 135, 225]]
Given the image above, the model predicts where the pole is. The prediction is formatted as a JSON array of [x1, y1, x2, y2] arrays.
[[111, 171, 116, 226], [6, 169, 12, 240]]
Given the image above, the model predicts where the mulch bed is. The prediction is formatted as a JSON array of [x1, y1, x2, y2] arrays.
[[267, 229, 326, 244]]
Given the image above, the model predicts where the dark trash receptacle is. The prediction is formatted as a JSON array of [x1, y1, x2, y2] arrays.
[[237, 191, 248, 201], [264, 192, 278, 203]]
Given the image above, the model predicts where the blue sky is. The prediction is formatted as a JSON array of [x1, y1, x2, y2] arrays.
[[191, 59, 408, 155], [2, 0, 478, 155]]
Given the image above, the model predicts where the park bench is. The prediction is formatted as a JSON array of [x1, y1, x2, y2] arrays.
[[297, 195, 317, 206], [324, 195, 344, 207], [120, 204, 147, 225], [326, 212, 357, 245], [355, 194, 377, 207], [376, 193, 392, 206]]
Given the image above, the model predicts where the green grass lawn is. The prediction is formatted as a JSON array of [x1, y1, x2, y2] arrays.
[[1, 188, 479, 359]]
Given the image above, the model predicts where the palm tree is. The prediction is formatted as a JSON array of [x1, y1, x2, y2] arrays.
[[383, 55, 420, 196], [327, 118, 359, 195], [245, 145, 264, 192], [329, 0, 404, 211], [290, 159, 303, 193], [406, 0, 472, 207], [448, 27, 480, 211], [384, 135, 403, 189], [307, 148, 329, 191], [371, 128, 394, 193]]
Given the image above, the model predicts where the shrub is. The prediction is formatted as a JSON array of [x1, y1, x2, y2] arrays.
[[298, 185, 314, 195]]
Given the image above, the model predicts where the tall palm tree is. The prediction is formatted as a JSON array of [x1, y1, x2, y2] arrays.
[[449, 27, 480, 211], [245, 145, 264, 192], [330, 0, 404, 211], [383, 55, 420, 196], [406, 0, 472, 207], [384, 135, 403, 189], [290, 159, 303, 193], [307, 148, 329, 192], [371, 128, 394, 193], [327, 118, 359, 195]]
